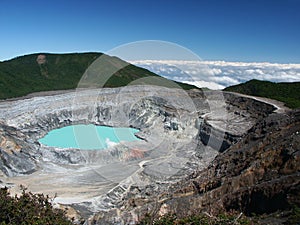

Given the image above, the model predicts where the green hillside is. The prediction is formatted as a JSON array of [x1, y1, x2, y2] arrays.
[[224, 79, 300, 109], [0, 53, 196, 99]]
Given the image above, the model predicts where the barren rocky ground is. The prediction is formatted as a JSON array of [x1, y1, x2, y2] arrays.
[[0, 85, 298, 224]]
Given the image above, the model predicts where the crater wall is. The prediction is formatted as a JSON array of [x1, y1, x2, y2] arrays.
[[0, 86, 276, 220]]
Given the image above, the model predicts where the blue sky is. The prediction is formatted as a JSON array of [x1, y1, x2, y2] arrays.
[[1, 0, 300, 63]]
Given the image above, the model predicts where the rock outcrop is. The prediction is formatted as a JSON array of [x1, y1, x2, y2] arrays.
[[92, 109, 299, 224], [0, 86, 284, 223], [0, 125, 39, 176]]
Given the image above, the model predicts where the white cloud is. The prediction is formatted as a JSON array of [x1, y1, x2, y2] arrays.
[[130, 60, 300, 90], [184, 80, 225, 90]]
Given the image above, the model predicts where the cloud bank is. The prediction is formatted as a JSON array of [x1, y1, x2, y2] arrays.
[[130, 60, 300, 90]]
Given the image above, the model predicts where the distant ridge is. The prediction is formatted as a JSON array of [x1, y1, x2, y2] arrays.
[[0, 52, 196, 99], [224, 79, 300, 108]]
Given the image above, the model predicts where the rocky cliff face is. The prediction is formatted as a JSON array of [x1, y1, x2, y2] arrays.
[[0, 86, 259, 176], [0, 86, 285, 224], [92, 109, 299, 224], [1, 86, 201, 175], [0, 124, 39, 176]]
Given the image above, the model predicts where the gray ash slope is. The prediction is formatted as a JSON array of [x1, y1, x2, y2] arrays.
[[89, 90, 298, 225], [88, 91, 299, 225], [107, 108, 299, 225], [0, 87, 272, 177], [0, 85, 297, 224]]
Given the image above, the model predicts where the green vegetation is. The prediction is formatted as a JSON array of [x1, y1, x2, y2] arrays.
[[0, 53, 197, 100], [1, 185, 297, 225], [0, 53, 99, 99], [288, 205, 300, 225], [0, 186, 73, 225], [138, 207, 300, 225], [224, 79, 300, 108], [138, 211, 251, 225]]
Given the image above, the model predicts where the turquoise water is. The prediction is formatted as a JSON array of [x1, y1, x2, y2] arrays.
[[39, 124, 141, 150]]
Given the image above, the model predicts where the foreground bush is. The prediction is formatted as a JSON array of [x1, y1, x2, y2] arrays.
[[0, 186, 73, 225], [138, 211, 251, 225]]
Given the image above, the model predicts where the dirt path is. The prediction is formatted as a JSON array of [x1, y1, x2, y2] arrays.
[[226, 92, 291, 114]]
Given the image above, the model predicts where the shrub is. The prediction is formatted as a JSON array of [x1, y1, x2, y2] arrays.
[[0, 186, 73, 225], [138, 211, 251, 225]]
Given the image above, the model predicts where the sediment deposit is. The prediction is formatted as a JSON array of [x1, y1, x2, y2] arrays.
[[0, 85, 280, 223]]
